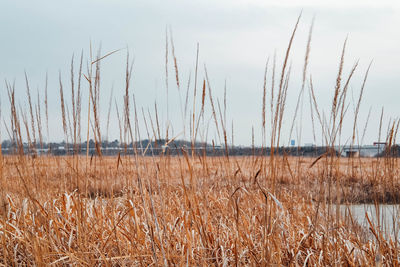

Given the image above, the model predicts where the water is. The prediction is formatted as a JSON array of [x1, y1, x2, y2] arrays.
[[341, 204, 400, 239]]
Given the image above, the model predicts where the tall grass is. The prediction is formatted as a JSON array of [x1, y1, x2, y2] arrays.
[[1, 17, 400, 266]]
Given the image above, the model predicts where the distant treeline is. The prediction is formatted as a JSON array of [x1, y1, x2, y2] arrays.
[[1, 139, 399, 157]]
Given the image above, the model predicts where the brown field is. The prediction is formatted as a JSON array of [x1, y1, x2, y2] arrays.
[[1, 154, 399, 265]]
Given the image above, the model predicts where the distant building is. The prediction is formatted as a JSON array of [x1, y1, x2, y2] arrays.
[[336, 144, 385, 157], [304, 143, 316, 148]]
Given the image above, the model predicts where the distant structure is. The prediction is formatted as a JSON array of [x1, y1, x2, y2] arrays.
[[345, 150, 359, 158], [304, 143, 316, 148], [337, 143, 386, 157]]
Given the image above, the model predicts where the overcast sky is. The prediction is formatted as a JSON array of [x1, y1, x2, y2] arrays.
[[0, 0, 399, 146]]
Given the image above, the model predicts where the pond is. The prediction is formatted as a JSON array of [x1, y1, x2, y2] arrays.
[[341, 204, 400, 240]]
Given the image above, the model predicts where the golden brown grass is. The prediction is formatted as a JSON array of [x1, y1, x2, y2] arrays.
[[0, 155, 399, 265], [2, 15, 400, 266]]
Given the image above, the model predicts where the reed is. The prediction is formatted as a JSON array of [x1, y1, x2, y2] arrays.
[[24, 72, 36, 152]]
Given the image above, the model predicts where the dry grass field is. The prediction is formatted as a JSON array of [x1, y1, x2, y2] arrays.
[[1, 16, 400, 265], [1, 154, 400, 265]]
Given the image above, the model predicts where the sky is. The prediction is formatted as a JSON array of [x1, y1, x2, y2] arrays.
[[0, 0, 399, 146]]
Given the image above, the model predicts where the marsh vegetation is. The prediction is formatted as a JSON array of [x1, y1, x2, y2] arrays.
[[1, 16, 400, 265]]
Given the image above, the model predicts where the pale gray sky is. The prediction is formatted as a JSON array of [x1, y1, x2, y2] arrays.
[[1, 0, 399, 146]]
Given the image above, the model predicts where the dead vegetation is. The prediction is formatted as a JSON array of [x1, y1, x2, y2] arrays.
[[1, 15, 400, 265], [0, 155, 399, 265]]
